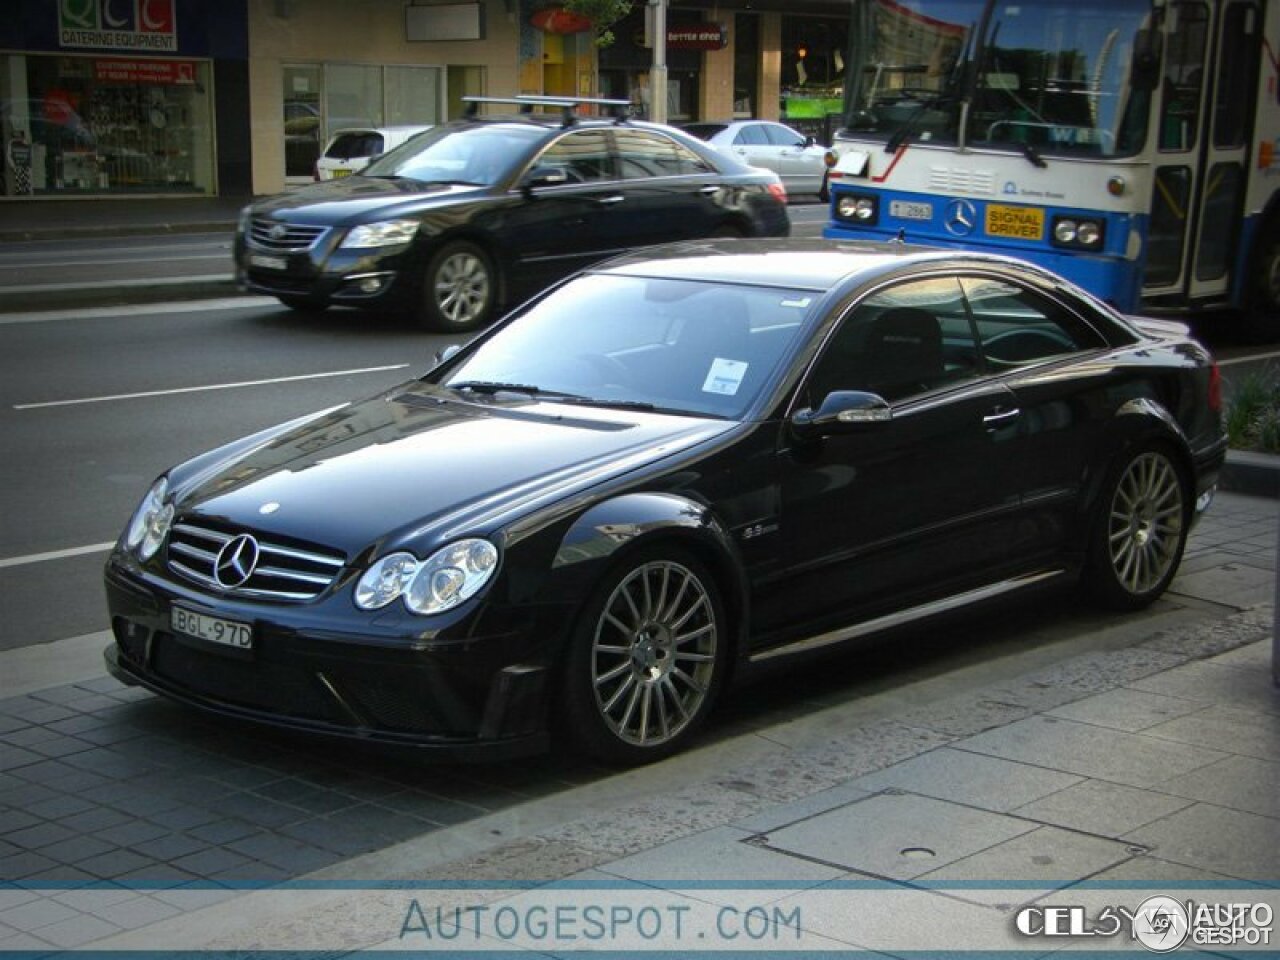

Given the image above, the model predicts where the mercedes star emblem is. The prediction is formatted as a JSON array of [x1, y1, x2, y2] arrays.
[[944, 198, 978, 237], [214, 534, 261, 589]]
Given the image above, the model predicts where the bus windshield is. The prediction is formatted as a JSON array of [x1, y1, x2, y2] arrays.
[[842, 0, 1155, 158]]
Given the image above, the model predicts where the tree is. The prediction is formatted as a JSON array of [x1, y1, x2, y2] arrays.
[[561, 0, 632, 47]]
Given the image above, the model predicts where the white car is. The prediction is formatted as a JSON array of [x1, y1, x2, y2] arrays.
[[314, 125, 432, 180], [683, 120, 828, 198]]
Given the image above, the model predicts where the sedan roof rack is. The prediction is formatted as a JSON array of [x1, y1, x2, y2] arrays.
[[462, 95, 633, 126]]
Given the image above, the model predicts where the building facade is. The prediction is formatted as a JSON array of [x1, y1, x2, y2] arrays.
[[1, 0, 848, 201]]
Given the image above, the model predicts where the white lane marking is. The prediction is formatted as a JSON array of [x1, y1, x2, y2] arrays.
[[0, 541, 116, 569], [14, 364, 412, 410], [1219, 350, 1280, 366], [0, 296, 276, 325]]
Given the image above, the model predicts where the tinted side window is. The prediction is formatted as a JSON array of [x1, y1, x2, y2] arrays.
[[614, 130, 715, 177], [807, 277, 981, 404], [537, 130, 615, 183], [764, 124, 804, 147], [960, 277, 1107, 367], [734, 124, 768, 146]]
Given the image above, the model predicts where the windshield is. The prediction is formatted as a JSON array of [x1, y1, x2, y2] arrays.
[[362, 123, 543, 185], [437, 274, 815, 420], [843, 0, 1154, 158]]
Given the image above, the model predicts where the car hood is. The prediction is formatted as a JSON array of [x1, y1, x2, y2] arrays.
[[173, 382, 735, 560], [250, 178, 488, 225]]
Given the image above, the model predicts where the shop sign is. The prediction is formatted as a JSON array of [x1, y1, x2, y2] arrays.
[[530, 6, 594, 34], [60, 0, 178, 52], [667, 24, 726, 50], [94, 57, 196, 84]]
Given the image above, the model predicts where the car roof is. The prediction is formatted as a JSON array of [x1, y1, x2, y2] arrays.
[[328, 125, 431, 137], [592, 238, 956, 291]]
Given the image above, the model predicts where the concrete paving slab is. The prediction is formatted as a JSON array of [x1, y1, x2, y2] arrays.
[[914, 825, 1136, 906], [848, 747, 1082, 813], [954, 715, 1227, 788], [731, 781, 872, 834], [1087, 853, 1254, 884], [1168, 560, 1277, 607], [759, 792, 1038, 881], [1046, 687, 1209, 732], [1155, 753, 1280, 819], [1123, 802, 1280, 881], [1142, 703, 1280, 761], [597, 826, 845, 904], [1127, 660, 1280, 716], [1011, 779, 1194, 837]]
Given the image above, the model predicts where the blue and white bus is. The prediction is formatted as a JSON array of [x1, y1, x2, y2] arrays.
[[823, 0, 1280, 336]]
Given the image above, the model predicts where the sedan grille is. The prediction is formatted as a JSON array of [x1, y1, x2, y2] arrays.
[[167, 521, 346, 602], [249, 218, 326, 252]]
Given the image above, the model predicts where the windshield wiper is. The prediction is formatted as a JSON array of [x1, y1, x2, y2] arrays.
[[1017, 141, 1048, 168], [884, 95, 952, 152], [448, 381, 588, 400]]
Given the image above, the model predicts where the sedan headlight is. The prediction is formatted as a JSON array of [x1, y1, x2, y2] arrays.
[[354, 539, 499, 615], [124, 477, 174, 562], [340, 219, 419, 249]]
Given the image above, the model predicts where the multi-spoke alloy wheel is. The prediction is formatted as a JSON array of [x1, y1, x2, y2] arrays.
[[564, 550, 724, 763], [1088, 446, 1189, 610], [421, 241, 493, 331]]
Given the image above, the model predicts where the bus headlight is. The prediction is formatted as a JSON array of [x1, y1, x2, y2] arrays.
[[1051, 216, 1104, 250], [835, 194, 879, 225]]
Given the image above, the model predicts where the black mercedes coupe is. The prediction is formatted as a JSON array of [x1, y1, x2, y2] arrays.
[[105, 239, 1226, 764]]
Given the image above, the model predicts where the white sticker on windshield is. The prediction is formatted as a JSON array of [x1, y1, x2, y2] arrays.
[[702, 358, 748, 396], [780, 297, 812, 309]]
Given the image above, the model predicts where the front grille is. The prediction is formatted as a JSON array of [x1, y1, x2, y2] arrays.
[[167, 521, 346, 602], [928, 166, 996, 196], [249, 218, 327, 252]]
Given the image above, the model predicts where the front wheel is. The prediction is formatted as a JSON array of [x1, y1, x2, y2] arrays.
[[1084, 445, 1189, 610], [418, 241, 495, 332], [561, 548, 725, 764]]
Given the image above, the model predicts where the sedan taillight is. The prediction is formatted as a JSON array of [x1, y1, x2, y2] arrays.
[[1208, 362, 1222, 413], [766, 182, 787, 204]]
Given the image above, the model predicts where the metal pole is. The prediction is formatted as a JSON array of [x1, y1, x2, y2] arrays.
[[650, 0, 668, 124]]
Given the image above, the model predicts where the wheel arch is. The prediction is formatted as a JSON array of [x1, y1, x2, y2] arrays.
[[415, 227, 512, 306], [547, 491, 751, 671]]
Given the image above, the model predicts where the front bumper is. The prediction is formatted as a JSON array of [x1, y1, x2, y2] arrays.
[[104, 561, 554, 761], [235, 231, 418, 310]]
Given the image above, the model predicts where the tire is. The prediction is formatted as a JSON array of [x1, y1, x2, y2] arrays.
[[560, 547, 726, 764], [276, 295, 327, 313], [418, 240, 495, 332], [1084, 444, 1190, 610]]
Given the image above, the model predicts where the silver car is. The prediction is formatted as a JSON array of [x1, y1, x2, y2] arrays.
[[683, 120, 828, 198]]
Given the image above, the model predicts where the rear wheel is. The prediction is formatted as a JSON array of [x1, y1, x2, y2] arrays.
[[418, 240, 495, 332], [1084, 444, 1189, 610], [561, 547, 725, 764]]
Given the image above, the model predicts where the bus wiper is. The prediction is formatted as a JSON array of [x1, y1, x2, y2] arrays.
[[1019, 141, 1048, 168]]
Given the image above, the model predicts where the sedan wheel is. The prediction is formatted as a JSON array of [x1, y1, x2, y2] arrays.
[[1087, 446, 1188, 609], [563, 550, 724, 763], [420, 241, 494, 332]]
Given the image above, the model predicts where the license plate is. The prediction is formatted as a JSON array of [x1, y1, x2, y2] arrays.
[[985, 204, 1044, 240], [250, 253, 287, 270], [890, 200, 933, 221], [332, 168, 352, 178], [171, 606, 253, 650]]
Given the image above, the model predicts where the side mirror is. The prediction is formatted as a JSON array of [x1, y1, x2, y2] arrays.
[[791, 390, 892, 439], [522, 166, 569, 191], [803, 135, 816, 148], [433, 343, 462, 367], [1130, 27, 1163, 92]]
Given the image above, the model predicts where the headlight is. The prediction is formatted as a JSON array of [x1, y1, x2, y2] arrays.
[[124, 477, 174, 562], [354, 551, 419, 610], [340, 219, 419, 249], [237, 204, 253, 235], [353, 539, 499, 615], [405, 539, 498, 615], [1051, 215, 1104, 250], [835, 194, 878, 224]]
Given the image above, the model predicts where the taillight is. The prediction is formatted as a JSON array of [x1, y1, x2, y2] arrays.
[[766, 182, 787, 204], [1208, 362, 1222, 413]]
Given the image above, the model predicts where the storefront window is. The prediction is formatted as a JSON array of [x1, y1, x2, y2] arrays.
[[781, 15, 848, 145], [2, 53, 215, 197], [282, 62, 445, 182]]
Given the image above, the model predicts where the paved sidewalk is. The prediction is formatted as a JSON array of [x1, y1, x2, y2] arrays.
[[0, 197, 246, 243], [0, 492, 1276, 954]]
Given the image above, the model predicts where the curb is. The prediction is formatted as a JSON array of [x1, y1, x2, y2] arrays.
[[1220, 449, 1280, 499], [3, 274, 240, 312], [0, 220, 238, 244]]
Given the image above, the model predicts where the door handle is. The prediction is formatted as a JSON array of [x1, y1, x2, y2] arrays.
[[596, 194, 625, 205], [983, 407, 1021, 429], [700, 185, 721, 195]]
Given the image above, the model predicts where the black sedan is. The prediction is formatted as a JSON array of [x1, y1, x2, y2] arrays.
[[105, 240, 1225, 764], [234, 96, 790, 332]]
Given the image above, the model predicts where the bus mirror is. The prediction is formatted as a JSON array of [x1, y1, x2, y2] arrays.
[[1130, 28, 1162, 92]]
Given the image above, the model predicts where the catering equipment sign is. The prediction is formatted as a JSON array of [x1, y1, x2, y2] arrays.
[[60, 0, 178, 52]]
